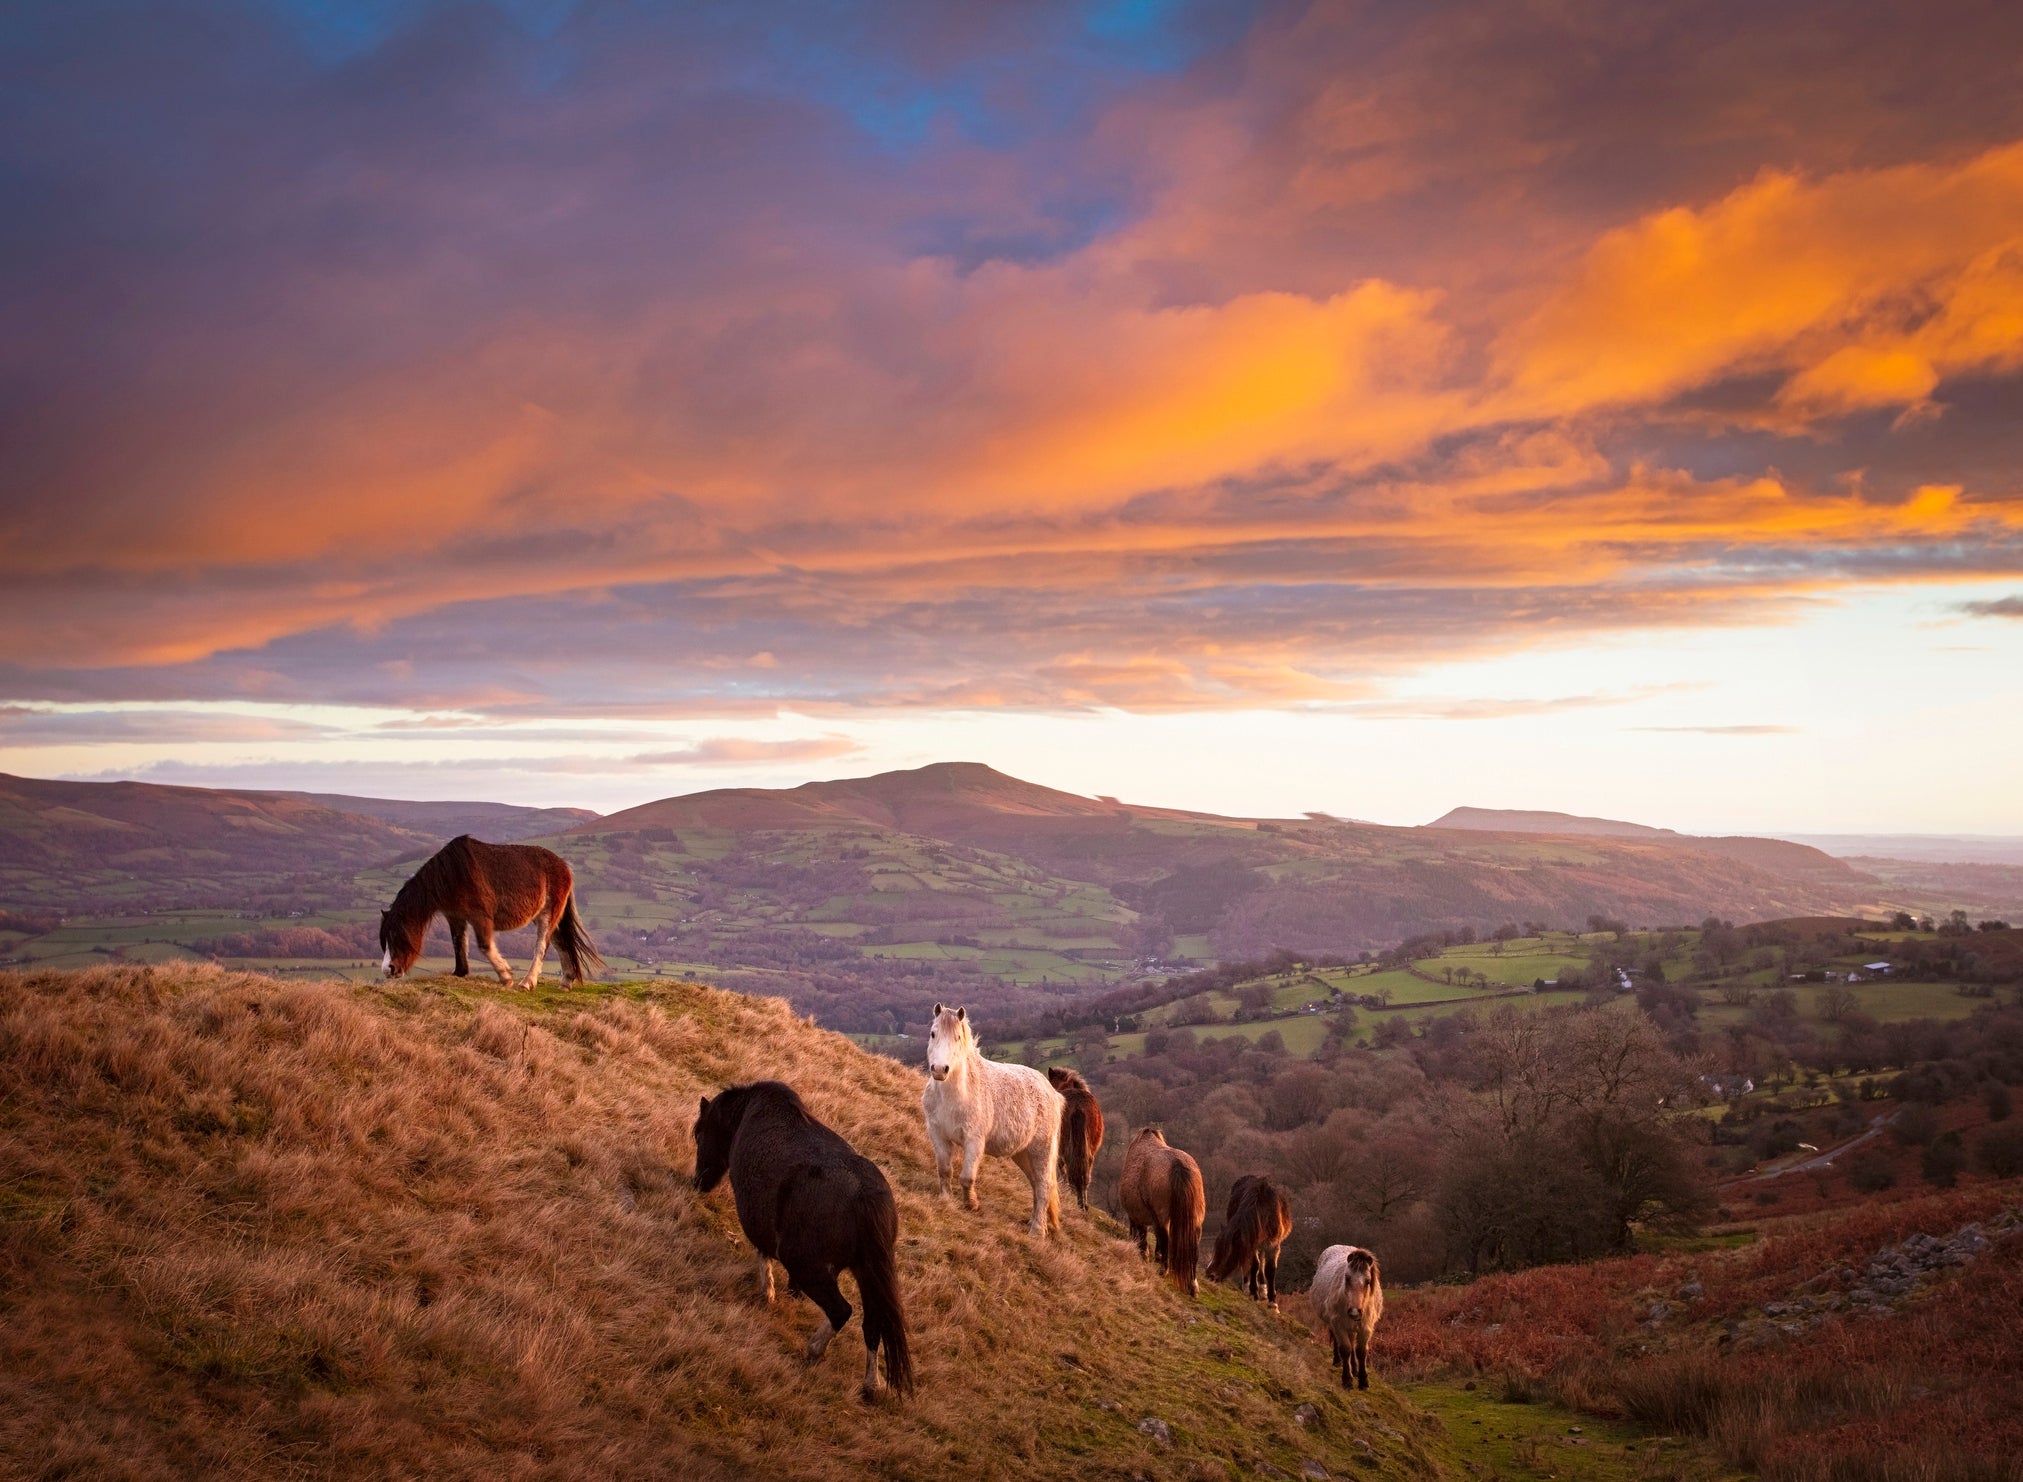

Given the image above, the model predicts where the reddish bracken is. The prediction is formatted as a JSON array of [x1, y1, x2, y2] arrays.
[[1385, 1184, 2023, 1481]]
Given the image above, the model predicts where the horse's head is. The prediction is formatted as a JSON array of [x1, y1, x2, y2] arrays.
[[1130, 1125, 1168, 1149], [1046, 1066, 1081, 1092], [926, 1003, 972, 1081], [1341, 1247, 1379, 1316], [378, 909, 419, 978], [691, 1093, 734, 1193]]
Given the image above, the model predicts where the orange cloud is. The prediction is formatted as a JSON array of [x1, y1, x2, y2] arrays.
[[1498, 142, 2023, 422]]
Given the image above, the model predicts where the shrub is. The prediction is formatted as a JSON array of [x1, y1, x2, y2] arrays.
[[1846, 1149, 1898, 1193], [1889, 1103, 1941, 1147], [1985, 1082, 2013, 1123], [1973, 1123, 2023, 1179], [1920, 1133, 1966, 1188]]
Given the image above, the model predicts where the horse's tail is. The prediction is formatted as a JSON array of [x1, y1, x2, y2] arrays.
[[553, 892, 605, 981], [855, 1185, 913, 1396], [1062, 1098, 1093, 1202], [1168, 1158, 1203, 1295], [1206, 1204, 1245, 1283]]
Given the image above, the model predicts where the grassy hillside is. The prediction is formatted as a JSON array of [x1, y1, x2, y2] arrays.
[[0, 964, 1443, 1482]]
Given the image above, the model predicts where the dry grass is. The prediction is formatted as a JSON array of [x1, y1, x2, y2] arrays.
[[1382, 1185, 2023, 1482], [0, 965, 1439, 1481]]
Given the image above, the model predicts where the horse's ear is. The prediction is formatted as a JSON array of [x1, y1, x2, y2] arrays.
[[956, 1006, 966, 1022], [698, 1095, 710, 1114], [933, 1002, 943, 1016]]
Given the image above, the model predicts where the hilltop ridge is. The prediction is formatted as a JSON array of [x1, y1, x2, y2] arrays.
[[575, 760, 1231, 838]]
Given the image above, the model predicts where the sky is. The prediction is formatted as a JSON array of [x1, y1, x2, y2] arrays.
[[2, 0, 2022, 831]]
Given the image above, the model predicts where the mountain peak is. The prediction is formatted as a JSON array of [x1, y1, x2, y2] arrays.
[[578, 761, 1120, 835]]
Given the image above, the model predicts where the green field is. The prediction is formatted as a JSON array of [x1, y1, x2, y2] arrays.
[[1006, 921, 2006, 1069]]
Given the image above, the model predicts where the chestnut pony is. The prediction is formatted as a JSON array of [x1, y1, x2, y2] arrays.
[[379, 835, 603, 990], [1120, 1127, 1205, 1297]]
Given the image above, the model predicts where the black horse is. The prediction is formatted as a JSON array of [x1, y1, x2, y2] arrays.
[[692, 1081, 914, 1399]]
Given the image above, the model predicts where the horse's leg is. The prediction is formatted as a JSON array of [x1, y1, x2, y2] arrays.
[[1038, 1120, 1062, 1234], [1264, 1247, 1280, 1310], [930, 1127, 954, 1199], [1130, 1220, 1148, 1259], [1153, 1222, 1170, 1274], [474, 924, 514, 986], [518, 905, 557, 992], [794, 1268, 853, 1363], [958, 1136, 984, 1212], [755, 1253, 776, 1304], [1011, 1146, 1053, 1238], [450, 918, 471, 977], [1356, 1330, 1370, 1389]]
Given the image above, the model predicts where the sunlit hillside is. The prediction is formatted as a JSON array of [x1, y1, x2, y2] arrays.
[[0, 964, 1444, 1482]]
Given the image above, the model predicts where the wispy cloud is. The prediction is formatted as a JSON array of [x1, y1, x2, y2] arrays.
[[1958, 595, 2023, 619], [1631, 725, 1801, 736], [627, 738, 863, 767]]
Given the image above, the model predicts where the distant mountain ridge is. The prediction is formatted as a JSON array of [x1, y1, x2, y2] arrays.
[[0, 773, 597, 910], [1426, 804, 1858, 881], [270, 791, 596, 843]]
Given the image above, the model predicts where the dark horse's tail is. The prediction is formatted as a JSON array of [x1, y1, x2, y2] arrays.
[[855, 1183, 914, 1395], [553, 892, 605, 981], [1062, 1099, 1094, 1206], [1168, 1159, 1203, 1294]]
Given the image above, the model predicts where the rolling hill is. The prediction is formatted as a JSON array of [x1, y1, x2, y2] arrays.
[[1425, 804, 1863, 881], [0, 773, 591, 912], [269, 791, 595, 842], [0, 963, 1443, 1481]]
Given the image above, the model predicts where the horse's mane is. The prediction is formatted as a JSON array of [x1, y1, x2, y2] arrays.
[[390, 835, 476, 916], [1345, 1247, 1380, 1280], [722, 1080, 820, 1125], [1048, 1067, 1091, 1093]]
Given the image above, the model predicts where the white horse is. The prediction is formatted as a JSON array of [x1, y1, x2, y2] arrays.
[[921, 1004, 1064, 1237]]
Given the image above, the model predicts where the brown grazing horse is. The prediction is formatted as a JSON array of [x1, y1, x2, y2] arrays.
[[1206, 1174, 1293, 1308], [1119, 1127, 1205, 1297], [693, 1081, 914, 1399], [379, 835, 603, 990], [1046, 1066, 1105, 1210], [1311, 1244, 1384, 1390]]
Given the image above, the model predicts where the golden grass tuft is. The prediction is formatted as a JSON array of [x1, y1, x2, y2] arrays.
[[0, 965, 1435, 1480]]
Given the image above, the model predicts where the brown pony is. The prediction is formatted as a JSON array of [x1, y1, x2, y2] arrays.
[[379, 835, 603, 990], [1119, 1127, 1205, 1297], [1046, 1066, 1105, 1210], [1206, 1174, 1293, 1308]]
